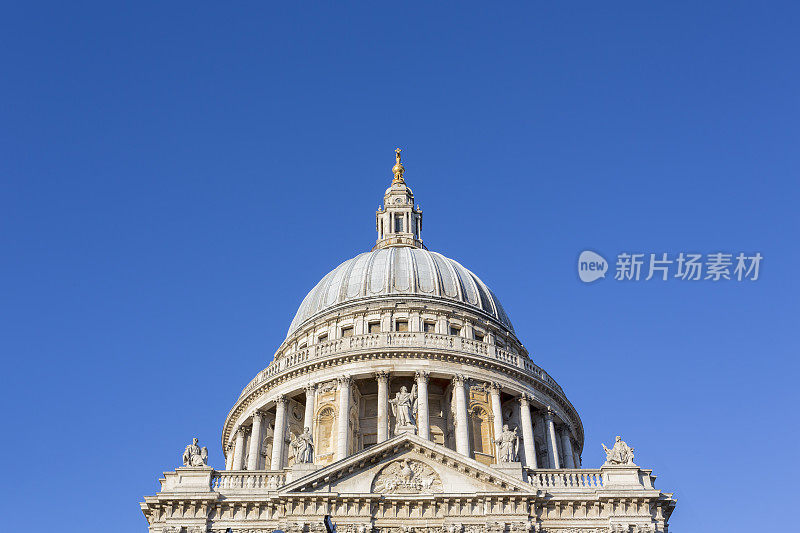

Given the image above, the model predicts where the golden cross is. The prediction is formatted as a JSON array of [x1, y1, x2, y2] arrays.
[[395, 147, 402, 163]]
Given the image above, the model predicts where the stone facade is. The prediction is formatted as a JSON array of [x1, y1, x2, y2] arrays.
[[141, 151, 676, 532]]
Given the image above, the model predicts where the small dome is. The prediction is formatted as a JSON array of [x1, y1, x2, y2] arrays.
[[287, 248, 514, 338]]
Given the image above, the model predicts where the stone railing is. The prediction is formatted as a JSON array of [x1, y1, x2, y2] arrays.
[[527, 469, 604, 489], [208, 468, 604, 493], [240, 332, 563, 398], [211, 471, 287, 492]]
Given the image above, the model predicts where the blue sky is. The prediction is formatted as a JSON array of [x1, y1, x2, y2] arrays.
[[1, 2, 798, 532]]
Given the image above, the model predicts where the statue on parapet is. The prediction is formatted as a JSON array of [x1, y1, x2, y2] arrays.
[[291, 427, 314, 464], [182, 437, 208, 467], [602, 435, 635, 466], [494, 424, 519, 462]]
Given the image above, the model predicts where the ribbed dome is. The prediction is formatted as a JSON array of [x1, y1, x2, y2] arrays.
[[287, 248, 514, 338]]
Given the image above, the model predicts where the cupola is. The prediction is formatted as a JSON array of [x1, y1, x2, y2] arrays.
[[374, 148, 424, 250]]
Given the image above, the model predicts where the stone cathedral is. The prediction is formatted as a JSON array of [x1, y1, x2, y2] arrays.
[[141, 150, 676, 533]]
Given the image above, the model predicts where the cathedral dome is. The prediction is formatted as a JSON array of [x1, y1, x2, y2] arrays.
[[287, 247, 515, 338], [221, 149, 584, 482], [145, 149, 675, 533]]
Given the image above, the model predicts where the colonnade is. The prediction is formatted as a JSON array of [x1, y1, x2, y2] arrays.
[[226, 372, 579, 471]]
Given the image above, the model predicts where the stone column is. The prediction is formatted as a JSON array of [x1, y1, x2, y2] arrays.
[[409, 311, 421, 332], [337, 376, 352, 460], [488, 383, 504, 461], [437, 315, 448, 334], [545, 407, 561, 469], [560, 427, 576, 468], [225, 443, 234, 470], [232, 427, 247, 470], [453, 375, 471, 457], [271, 396, 287, 470], [247, 411, 264, 471], [303, 384, 316, 431], [376, 371, 389, 442], [518, 395, 537, 469], [415, 371, 430, 440]]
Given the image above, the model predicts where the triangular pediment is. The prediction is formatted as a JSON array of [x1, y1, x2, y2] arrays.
[[279, 434, 534, 495]]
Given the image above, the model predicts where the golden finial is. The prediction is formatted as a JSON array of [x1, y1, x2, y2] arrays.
[[392, 147, 405, 184]]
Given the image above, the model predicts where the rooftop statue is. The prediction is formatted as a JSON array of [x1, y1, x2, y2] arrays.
[[392, 147, 405, 183], [182, 437, 208, 467], [494, 425, 519, 462], [602, 436, 635, 466]]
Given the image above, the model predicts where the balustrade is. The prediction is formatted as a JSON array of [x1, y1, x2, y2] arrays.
[[211, 471, 286, 491], [528, 469, 604, 489], [211, 469, 602, 493], [239, 331, 563, 398]]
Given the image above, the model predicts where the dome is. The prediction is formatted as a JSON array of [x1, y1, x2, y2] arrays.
[[287, 247, 514, 337]]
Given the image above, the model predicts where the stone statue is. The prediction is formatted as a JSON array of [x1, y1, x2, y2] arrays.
[[602, 435, 635, 465], [494, 424, 519, 462], [182, 437, 208, 467], [291, 427, 314, 464], [389, 384, 418, 430]]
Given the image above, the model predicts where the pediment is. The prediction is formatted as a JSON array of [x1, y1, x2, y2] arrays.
[[279, 434, 534, 495]]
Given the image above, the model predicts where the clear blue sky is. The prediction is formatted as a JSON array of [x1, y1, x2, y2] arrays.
[[1, 3, 798, 532]]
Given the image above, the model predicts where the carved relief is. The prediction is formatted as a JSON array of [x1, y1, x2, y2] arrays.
[[318, 380, 338, 394], [286, 523, 307, 533], [470, 382, 488, 393], [290, 402, 304, 422], [371, 459, 442, 494]]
